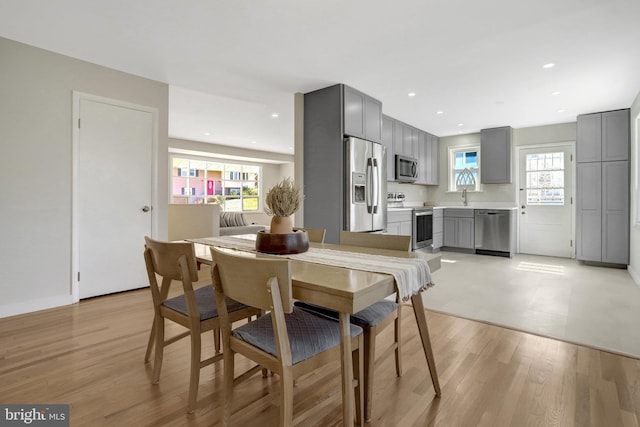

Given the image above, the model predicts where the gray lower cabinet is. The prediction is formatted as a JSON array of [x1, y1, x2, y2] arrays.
[[443, 209, 474, 249], [577, 161, 629, 264], [386, 210, 412, 236], [480, 126, 512, 184], [432, 209, 443, 250]]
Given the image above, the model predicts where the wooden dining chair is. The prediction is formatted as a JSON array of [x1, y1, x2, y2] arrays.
[[143, 237, 261, 413], [295, 230, 410, 421], [210, 247, 364, 426], [300, 227, 326, 243]]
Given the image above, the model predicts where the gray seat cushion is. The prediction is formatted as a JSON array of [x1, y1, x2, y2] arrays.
[[232, 307, 363, 364], [162, 285, 248, 321], [294, 300, 398, 328]]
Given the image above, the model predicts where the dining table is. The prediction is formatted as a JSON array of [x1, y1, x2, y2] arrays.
[[192, 237, 442, 427]]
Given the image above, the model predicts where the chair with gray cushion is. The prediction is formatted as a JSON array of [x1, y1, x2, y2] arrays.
[[295, 231, 410, 421], [143, 237, 261, 413], [210, 247, 364, 426]]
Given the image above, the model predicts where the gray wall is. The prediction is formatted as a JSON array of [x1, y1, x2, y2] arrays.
[[0, 37, 169, 317], [628, 90, 640, 285], [429, 122, 577, 206]]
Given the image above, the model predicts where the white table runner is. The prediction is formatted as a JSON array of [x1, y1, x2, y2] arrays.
[[188, 236, 434, 301]]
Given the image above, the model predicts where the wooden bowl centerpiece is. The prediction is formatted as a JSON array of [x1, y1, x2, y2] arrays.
[[255, 228, 309, 254]]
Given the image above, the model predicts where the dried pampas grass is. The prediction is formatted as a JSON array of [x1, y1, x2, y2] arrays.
[[265, 178, 303, 217]]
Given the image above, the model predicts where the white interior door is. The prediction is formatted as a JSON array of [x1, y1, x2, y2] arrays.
[[518, 144, 574, 258], [74, 94, 155, 299]]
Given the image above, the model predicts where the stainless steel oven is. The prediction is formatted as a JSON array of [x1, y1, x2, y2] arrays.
[[412, 207, 433, 250]]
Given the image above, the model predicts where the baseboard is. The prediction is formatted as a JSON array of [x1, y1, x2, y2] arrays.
[[628, 264, 640, 288], [0, 295, 74, 319]]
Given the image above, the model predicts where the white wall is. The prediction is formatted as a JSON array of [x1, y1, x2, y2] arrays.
[[628, 90, 640, 285], [428, 122, 576, 206], [0, 37, 169, 317]]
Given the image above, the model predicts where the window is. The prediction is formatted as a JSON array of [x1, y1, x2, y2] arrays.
[[448, 146, 481, 191], [171, 157, 260, 212], [525, 152, 565, 205]]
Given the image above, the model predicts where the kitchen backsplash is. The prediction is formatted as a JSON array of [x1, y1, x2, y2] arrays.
[[387, 181, 427, 204]]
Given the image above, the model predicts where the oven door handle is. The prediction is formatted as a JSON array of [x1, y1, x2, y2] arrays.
[[414, 211, 433, 217]]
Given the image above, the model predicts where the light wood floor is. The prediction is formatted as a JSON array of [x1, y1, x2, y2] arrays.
[[1, 266, 639, 426]]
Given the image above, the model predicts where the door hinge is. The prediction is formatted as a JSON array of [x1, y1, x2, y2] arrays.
[[570, 240, 573, 248], [77, 272, 80, 282], [78, 118, 81, 128], [571, 196, 573, 204], [570, 154, 572, 161]]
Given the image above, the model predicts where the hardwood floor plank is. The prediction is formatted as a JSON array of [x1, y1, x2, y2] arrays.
[[1, 271, 639, 426]]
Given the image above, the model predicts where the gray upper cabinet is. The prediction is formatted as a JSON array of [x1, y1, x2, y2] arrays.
[[393, 120, 418, 158], [384, 115, 438, 183], [602, 110, 630, 161], [381, 115, 395, 181], [416, 131, 439, 185], [343, 85, 382, 143], [577, 109, 629, 163], [480, 126, 512, 184], [426, 133, 439, 185], [577, 113, 601, 162]]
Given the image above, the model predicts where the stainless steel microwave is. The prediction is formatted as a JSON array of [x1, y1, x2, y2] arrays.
[[395, 154, 418, 182]]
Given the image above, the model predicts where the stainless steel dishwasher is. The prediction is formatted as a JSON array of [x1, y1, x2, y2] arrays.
[[474, 210, 512, 257]]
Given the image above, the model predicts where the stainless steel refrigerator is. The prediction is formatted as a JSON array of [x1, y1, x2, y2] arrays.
[[345, 137, 387, 232]]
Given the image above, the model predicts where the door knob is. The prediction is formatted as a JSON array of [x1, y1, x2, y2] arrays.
[[141, 206, 152, 212], [521, 211, 526, 215], [521, 205, 526, 209]]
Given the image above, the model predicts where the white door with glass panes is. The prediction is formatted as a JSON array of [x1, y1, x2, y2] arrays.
[[170, 157, 260, 212], [518, 144, 574, 258]]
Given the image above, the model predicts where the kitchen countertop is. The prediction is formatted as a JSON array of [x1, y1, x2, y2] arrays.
[[432, 206, 518, 210], [388, 205, 517, 211]]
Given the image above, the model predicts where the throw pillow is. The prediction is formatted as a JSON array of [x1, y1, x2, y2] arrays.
[[220, 212, 248, 227]]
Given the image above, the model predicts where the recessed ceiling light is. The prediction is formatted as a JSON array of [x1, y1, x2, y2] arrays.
[[552, 91, 561, 96], [457, 123, 464, 127], [408, 92, 416, 97], [204, 132, 211, 136], [436, 111, 444, 115], [271, 113, 279, 118], [288, 146, 293, 150], [251, 141, 257, 144], [557, 109, 566, 113], [543, 63, 555, 69]]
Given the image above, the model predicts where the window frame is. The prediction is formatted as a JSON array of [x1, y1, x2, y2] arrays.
[[448, 145, 482, 192], [169, 154, 262, 212]]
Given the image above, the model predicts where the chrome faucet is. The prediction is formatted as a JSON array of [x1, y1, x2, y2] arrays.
[[462, 188, 468, 206]]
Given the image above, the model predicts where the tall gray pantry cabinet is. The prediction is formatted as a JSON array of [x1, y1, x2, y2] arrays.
[[576, 109, 630, 264], [304, 84, 383, 244]]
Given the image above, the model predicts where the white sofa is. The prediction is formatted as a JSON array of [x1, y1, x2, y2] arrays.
[[219, 212, 265, 236]]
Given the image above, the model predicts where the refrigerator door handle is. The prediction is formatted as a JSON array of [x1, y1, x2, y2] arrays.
[[366, 158, 374, 214], [372, 158, 379, 214]]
